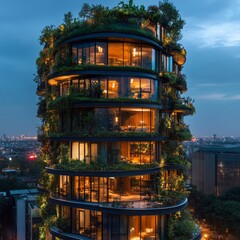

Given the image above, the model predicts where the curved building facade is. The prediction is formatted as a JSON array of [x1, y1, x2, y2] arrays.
[[36, 2, 199, 240]]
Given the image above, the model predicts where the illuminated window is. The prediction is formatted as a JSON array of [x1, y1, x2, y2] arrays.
[[71, 142, 98, 162], [108, 43, 123, 66], [96, 42, 107, 65]]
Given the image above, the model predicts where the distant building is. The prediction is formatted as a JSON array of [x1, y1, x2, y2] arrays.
[[191, 145, 240, 195], [9, 189, 41, 240]]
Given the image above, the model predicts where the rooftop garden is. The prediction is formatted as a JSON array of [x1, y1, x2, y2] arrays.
[[51, 0, 185, 47], [35, 0, 185, 85]]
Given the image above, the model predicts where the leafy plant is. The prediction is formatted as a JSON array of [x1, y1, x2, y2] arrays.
[[54, 160, 159, 171], [168, 210, 200, 240]]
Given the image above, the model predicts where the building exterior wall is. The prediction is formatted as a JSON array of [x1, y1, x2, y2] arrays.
[[191, 148, 240, 196], [16, 197, 26, 240]]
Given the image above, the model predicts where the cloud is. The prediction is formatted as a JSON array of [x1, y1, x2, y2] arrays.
[[183, 0, 240, 48], [196, 82, 240, 87], [184, 19, 240, 48], [196, 93, 240, 100]]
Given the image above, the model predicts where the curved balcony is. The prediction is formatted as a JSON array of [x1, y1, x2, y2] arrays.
[[48, 65, 158, 85], [50, 194, 188, 216], [54, 23, 161, 49], [169, 124, 192, 141], [49, 132, 167, 142], [160, 72, 187, 93], [50, 226, 91, 240], [50, 224, 201, 240], [172, 97, 195, 115], [48, 97, 161, 111], [170, 48, 186, 65], [36, 81, 45, 96], [46, 163, 160, 177]]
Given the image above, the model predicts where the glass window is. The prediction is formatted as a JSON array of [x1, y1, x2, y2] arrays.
[[129, 216, 140, 239], [129, 142, 154, 164], [152, 49, 156, 71], [108, 77, 120, 98], [99, 178, 107, 202], [108, 43, 123, 66], [130, 78, 140, 99], [59, 175, 70, 196], [89, 42, 95, 64], [72, 79, 79, 91], [78, 46, 83, 65], [60, 81, 70, 96], [100, 78, 107, 98], [107, 108, 120, 131], [140, 78, 151, 99], [91, 177, 99, 202], [141, 216, 156, 238], [124, 43, 141, 67], [96, 42, 107, 65], [72, 142, 79, 159], [71, 142, 98, 163], [82, 43, 90, 65], [168, 56, 173, 72], [95, 108, 108, 131], [72, 47, 77, 64], [142, 46, 152, 70]]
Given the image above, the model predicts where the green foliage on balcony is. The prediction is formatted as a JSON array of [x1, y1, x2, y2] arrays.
[[54, 23, 158, 48], [52, 64, 157, 76], [48, 94, 159, 111], [39, 216, 70, 240], [167, 155, 191, 168], [168, 210, 200, 240], [160, 72, 187, 92], [170, 124, 192, 141], [160, 140, 191, 168], [37, 98, 47, 119], [55, 217, 71, 232], [173, 97, 195, 115], [54, 159, 159, 171], [49, 131, 161, 138], [152, 190, 186, 207]]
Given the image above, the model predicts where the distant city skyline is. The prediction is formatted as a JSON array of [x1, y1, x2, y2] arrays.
[[0, 0, 240, 137]]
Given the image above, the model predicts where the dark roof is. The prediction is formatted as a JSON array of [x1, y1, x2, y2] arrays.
[[198, 144, 240, 154]]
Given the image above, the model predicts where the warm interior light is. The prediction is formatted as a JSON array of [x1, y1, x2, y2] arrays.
[[145, 228, 153, 233], [115, 117, 119, 123], [130, 78, 134, 84], [112, 83, 115, 88], [132, 48, 136, 57], [97, 46, 103, 53]]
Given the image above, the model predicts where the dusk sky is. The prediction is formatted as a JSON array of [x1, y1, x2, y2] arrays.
[[1, 0, 240, 137]]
